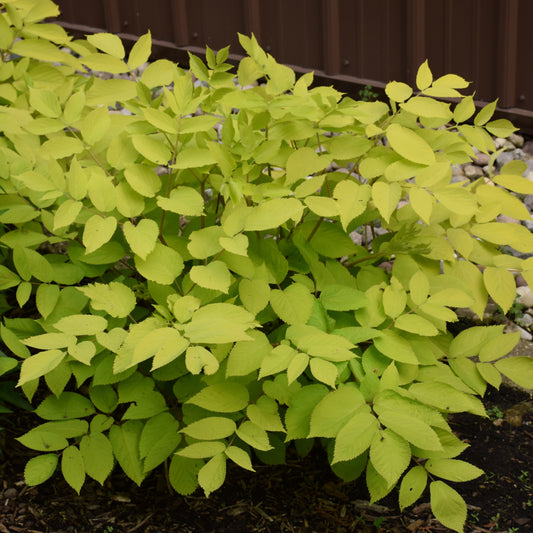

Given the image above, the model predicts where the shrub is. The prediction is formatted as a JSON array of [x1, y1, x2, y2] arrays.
[[1, 1, 532, 531]]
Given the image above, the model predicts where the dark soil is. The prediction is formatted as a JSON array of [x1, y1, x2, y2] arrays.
[[0, 385, 531, 533]]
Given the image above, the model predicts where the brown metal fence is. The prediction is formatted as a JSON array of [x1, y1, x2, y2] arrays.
[[54, 0, 533, 133]]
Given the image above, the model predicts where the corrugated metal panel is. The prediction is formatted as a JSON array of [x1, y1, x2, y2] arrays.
[[53, 0, 533, 132]]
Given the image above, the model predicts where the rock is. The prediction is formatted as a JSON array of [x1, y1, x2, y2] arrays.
[[496, 151, 515, 168], [523, 140, 533, 157], [494, 137, 507, 149], [509, 133, 525, 148], [497, 215, 520, 224], [463, 164, 484, 179], [526, 160, 533, 174], [472, 153, 490, 166], [524, 195, 533, 211], [516, 286, 533, 307], [515, 274, 529, 287], [523, 220, 533, 231], [350, 231, 363, 245], [3, 488, 17, 499], [516, 313, 533, 329], [504, 322, 532, 341]]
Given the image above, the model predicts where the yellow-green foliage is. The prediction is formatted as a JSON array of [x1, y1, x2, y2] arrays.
[[0, 1, 532, 531]]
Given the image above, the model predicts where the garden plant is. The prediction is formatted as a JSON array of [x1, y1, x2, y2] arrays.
[[1, 1, 533, 531]]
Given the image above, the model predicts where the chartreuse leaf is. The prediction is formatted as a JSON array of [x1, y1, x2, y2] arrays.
[[471, 222, 533, 254], [17, 427, 68, 452], [399, 465, 427, 511], [247, 396, 284, 432], [77, 282, 136, 318], [135, 242, 184, 285], [190, 261, 231, 293], [309, 385, 365, 438], [169, 456, 202, 496], [25, 454, 58, 486], [494, 357, 533, 389], [333, 411, 379, 463], [198, 453, 226, 497], [178, 441, 226, 459], [430, 481, 467, 533], [237, 421, 272, 451], [386, 124, 435, 165], [239, 278, 270, 315], [18, 350, 66, 386], [416, 60, 433, 90], [395, 314, 439, 336], [54, 314, 107, 335], [157, 187, 204, 216], [187, 382, 249, 413], [185, 346, 219, 375], [374, 330, 418, 364], [109, 421, 144, 486], [225, 446, 254, 471], [80, 433, 114, 484], [370, 429, 411, 486], [372, 181, 401, 223], [366, 461, 394, 503], [426, 459, 483, 482], [309, 358, 338, 388], [244, 198, 303, 231], [483, 267, 515, 314], [270, 283, 314, 325], [385, 81, 412, 102], [320, 285, 367, 311], [181, 417, 236, 440], [123, 219, 159, 260], [34, 392, 95, 421], [183, 303, 257, 344], [82, 215, 117, 254], [128, 31, 152, 69], [61, 445, 85, 494]]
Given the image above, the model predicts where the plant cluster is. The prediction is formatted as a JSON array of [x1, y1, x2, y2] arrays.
[[0, 1, 533, 531]]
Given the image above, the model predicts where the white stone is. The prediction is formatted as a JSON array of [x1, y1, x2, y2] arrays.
[[504, 322, 533, 341], [517, 314, 533, 329], [463, 164, 484, 179], [509, 133, 525, 148], [516, 286, 533, 308]]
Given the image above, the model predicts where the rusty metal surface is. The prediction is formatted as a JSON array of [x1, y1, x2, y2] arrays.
[[53, 0, 533, 133]]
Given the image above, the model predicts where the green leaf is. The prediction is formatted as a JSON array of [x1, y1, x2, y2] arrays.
[[168, 455, 202, 495], [426, 459, 483, 482], [198, 453, 226, 497], [13, 246, 53, 282], [157, 187, 204, 216], [333, 411, 379, 463], [187, 226, 224, 259], [0, 265, 21, 290], [190, 261, 231, 293], [77, 282, 136, 318], [82, 215, 117, 254], [401, 96, 452, 119], [35, 392, 96, 420], [236, 421, 272, 451], [54, 314, 108, 336], [285, 384, 328, 440], [270, 283, 314, 325], [369, 429, 411, 485], [183, 303, 256, 344], [226, 331, 272, 377], [172, 147, 217, 169], [187, 382, 249, 413], [225, 446, 255, 471], [123, 219, 159, 260], [23, 333, 76, 350], [141, 59, 176, 88], [109, 421, 144, 486], [80, 433, 114, 484], [399, 466, 427, 511], [61, 445, 85, 494], [178, 441, 227, 459], [181, 417, 236, 441], [494, 357, 533, 389], [430, 481, 467, 533], [409, 187, 434, 224], [385, 81, 412, 103], [16, 281, 32, 307], [17, 428, 68, 452], [319, 284, 367, 311], [219, 234, 249, 256], [493, 173, 533, 195], [24, 454, 58, 486], [483, 267, 515, 314], [386, 124, 435, 165], [18, 350, 66, 386], [416, 60, 433, 90], [134, 242, 184, 285], [128, 31, 152, 70]]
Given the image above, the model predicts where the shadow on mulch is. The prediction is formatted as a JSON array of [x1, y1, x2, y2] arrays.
[[0, 385, 531, 533]]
